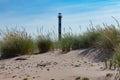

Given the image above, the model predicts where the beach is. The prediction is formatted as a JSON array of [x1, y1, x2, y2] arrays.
[[0, 49, 117, 80]]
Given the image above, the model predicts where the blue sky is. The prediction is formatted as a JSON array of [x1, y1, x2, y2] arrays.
[[0, 0, 120, 36]]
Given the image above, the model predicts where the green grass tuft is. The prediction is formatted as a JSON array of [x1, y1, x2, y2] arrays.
[[0, 28, 36, 59], [37, 35, 54, 53], [95, 25, 120, 52]]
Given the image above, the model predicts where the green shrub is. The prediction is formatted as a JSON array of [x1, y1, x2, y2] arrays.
[[37, 35, 54, 53], [0, 28, 36, 59]]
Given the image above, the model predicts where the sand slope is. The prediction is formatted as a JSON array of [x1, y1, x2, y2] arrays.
[[0, 49, 117, 80]]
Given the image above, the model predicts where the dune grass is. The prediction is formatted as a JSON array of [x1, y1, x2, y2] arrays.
[[114, 45, 120, 68], [95, 25, 120, 52], [37, 35, 54, 53], [56, 24, 120, 54], [59, 27, 100, 52], [0, 28, 37, 59], [0, 22, 120, 61], [59, 33, 74, 52]]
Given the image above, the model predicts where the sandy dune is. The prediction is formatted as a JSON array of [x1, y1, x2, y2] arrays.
[[0, 49, 117, 80]]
